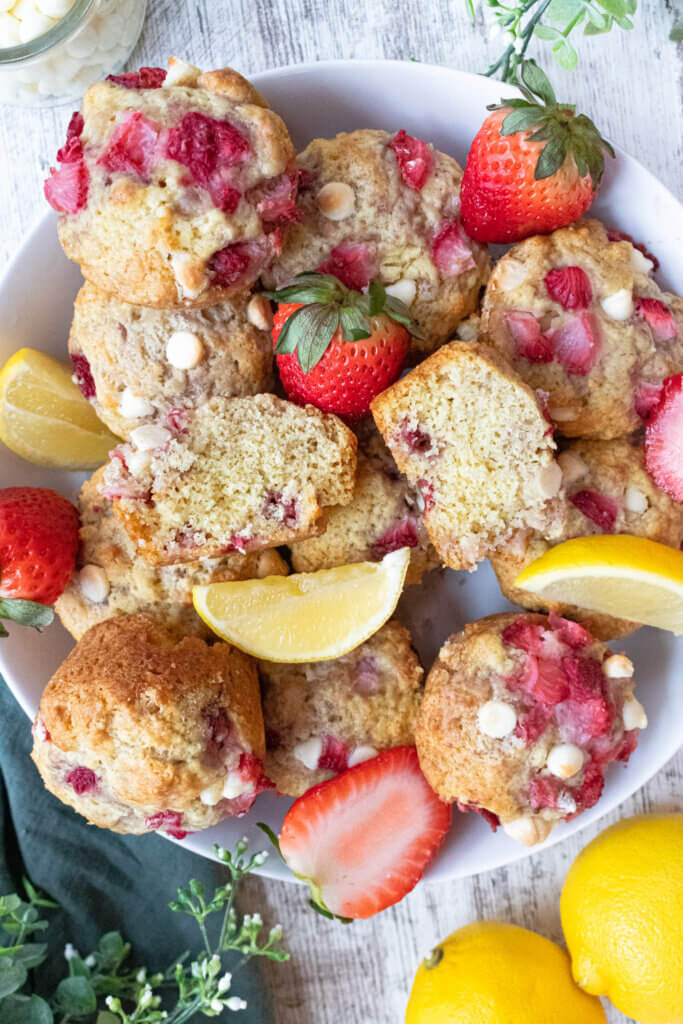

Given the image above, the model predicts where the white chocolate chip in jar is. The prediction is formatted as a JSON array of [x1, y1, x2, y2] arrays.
[[546, 743, 585, 780], [317, 182, 356, 221], [557, 450, 588, 485], [477, 700, 517, 739], [385, 279, 417, 307], [247, 294, 274, 332], [166, 331, 204, 370], [622, 695, 648, 731], [601, 288, 634, 321], [293, 736, 323, 770], [603, 654, 634, 678], [77, 564, 110, 604]]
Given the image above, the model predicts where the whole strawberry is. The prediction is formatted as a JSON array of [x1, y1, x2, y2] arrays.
[[0, 487, 79, 636], [266, 274, 416, 420], [461, 60, 614, 244]]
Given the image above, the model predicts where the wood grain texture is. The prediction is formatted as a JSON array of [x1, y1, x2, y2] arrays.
[[1, 3, 681, 1022]]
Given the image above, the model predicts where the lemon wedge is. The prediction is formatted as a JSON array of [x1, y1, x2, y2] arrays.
[[515, 535, 683, 635], [193, 547, 411, 661], [0, 347, 118, 469]]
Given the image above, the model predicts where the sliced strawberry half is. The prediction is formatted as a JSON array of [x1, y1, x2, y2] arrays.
[[277, 746, 451, 919], [388, 130, 434, 190], [544, 266, 592, 310], [546, 312, 600, 376], [635, 297, 678, 342], [645, 374, 683, 502], [44, 159, 89, 214], [98, 111, 161, 178], [504, 311, 553, 362], [430, 220, 476, 277]]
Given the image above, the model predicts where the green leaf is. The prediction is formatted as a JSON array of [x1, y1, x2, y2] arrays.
[[273, 305, 309, 355], [10, 944, 47, 970], [256, 823, 285, 862], [264, 272, 346, 305], [0, 895, 23, 915], [288, 304, 340, 374], [534, 24, 562, 40], [596, 0, 632, 15], [464, 0, 475, 19], [500, 107, 547, 136], [55, 976, 96, 1016], [672, 18, 683, 42], [0, 962, 27, 998], [534, 134, 569, 179], [367, 279, 386, 316], [0, 599, 54, 632], [96, 1014, 119, 1024], [339, 306, 371, 342], [97, 931, 126, 969], [2, 994, 53, 1024], [552, 38, 579, 71], [520, 60, 557, 106], [308, 901, 353, 925]]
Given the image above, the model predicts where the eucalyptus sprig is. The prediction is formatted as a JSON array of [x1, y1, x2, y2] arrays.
[[466, 1, 638, 82], [0, 839, 288, 1024]]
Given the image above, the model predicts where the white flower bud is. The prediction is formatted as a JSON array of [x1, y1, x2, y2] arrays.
[[226, 997, 248, 1011]]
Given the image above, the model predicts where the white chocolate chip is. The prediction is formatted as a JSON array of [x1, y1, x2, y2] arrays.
[[546, 743, 585, 780], [118, 387, 155, 420], [317, 182, 355, 221], [601, 288, 634, 321], [624, 485, 648, 514], [247, 294, 273, 332], [385, 279, 417, 307], [200, 781, 224, 806], [477, 700, 517, 739], [35, 719, 48, 742], [622, 695, 648, 731], [631, 247, 654, 275], [496, 258, 528, 290], [78, 565, 109, 604], [558, 450, 588, 485], [603, 654, 634, 678], [537, 461, 563, 499], [130, 424, 171, 451], [347, 745, 378, 767], [163, 57, 201, 88], [127, 449, 152, 478], [556, 791, 577, 815], [166, 331, 204, 370], [222, 770, 255, 800], [17, 8, 54, 44], [292, 737, 323, 771], [548, 406, 574, 422], [415, 488, 425, 512], [36, 0, 74, 15], [170, 252, 209, 300], [0, 13, 21, 45], [455, 318, 479, 342], [502, 816, 553, 847]]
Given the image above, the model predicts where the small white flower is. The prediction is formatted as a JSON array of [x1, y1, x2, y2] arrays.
[[140, 986, 153, 1008], [211, 999, 224, 1013], [84, 954, 96, 967], [218, 972, 232, 993], [250, 912, 262, 926], [64, 943, 79, 961], [105, 996, 115, 1010], [216, 845, 227, 859], [191, 961, 202, 978], [226, 996, 248, 1011], [243, 914, 252, 927], [136, 967, 147, 982], [252, 851, 268, 866]]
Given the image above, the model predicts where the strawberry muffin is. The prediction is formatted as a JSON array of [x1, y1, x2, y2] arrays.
[[289, 427, 439, 584], [490, 437, 683, 639], [45, 59, 297, 307], [100, 393, 357, 565], [371, 341, 565, 571], [55, 470, 288, 641], [68, 282, 274, 440], [259, 621, 423, 796], [31, 614, 271, 835], [416, 613, 645, 846], [264, 129, 489, 357], [480, 219, 683, 439]]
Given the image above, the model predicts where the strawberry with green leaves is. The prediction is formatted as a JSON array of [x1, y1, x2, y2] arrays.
[[461, 60, 615, 244], [0, 487, 79, 637], [266, 273, 418, 420]]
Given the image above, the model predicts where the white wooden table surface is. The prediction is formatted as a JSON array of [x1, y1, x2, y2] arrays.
[[1, 3, 681, 1022]]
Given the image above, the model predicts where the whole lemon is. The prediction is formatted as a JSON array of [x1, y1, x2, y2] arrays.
[[561, 814, 683, 1024], [405, 920, 606, 1023]]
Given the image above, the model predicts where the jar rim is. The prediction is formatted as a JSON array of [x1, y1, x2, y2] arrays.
[[0, 0, 96, 65]]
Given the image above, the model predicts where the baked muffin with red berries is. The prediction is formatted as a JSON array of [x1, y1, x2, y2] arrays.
[[264, 129, 489, 357], [45, 59, 297, 307], [480, 219, 683, 439], [490, 437, 683, 640], [68, 282, 274, 440], [260, 621, 423, 796], [31, 614, 270, 835], [416, 613, 645, 846]]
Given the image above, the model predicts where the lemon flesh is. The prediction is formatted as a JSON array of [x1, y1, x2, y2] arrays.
[[0, 347, 118, 469], [193, 547, 410, 662], [515, 535, 683, 635]]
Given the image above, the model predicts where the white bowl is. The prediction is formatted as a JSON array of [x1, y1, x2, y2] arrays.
[[1, 59, 681, 884]]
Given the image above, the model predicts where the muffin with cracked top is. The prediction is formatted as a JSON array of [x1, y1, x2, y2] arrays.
[[264, 129, 489, 357], [45, 59, 297, 307], [31, 615, 270, 836]]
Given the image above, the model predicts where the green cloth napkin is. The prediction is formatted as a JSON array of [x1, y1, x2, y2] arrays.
[[0, 680, 273, 1022]]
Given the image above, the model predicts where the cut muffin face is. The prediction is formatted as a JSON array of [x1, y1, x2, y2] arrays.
[[259, 620, 423, 796], [264, 129, 489, 357], [99, 393, 357, 565], [46, 60, 297, 307], [55, 469, 288, 641], [371, 340, 566, 571], [68, 282, 274, 440], [480, 219, 683, 439], [31, 615, 269, 835], [416, 613, 645, 846], [490, 437, 683, 640]]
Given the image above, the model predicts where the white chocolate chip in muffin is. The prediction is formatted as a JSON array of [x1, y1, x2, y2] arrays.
[[631, 247, 654, 275], [502, 815, 553, 846], [496, 258, 528, 290], [200, 781, 224, 806], [247, 294, 273, 332], [385, 279, 417, 307], [603, 654, 634, 678], [622, 695, 648, 731], [557, 449, 588, 485], [222, 770, 255, 800], [170, 252, 209, 300], [118, 387, 155, 420], [548, 406, 574, 423], [537, 461, 563, 499], [166, 330, 204, 370], [546, 743, 585, 780], [78, 565, 109, 604], [293, 736, 323, 770], [477, 700, 517, 739], [347, 745, 378, 767], [317, 182, 355, 221], [601, 288, 634, 321], [455, 318, 479, 342], [127, 449, 152, 478], [624, 485, 648, 514], [164, 57, 201, 88], [130, 424, 172, 451]]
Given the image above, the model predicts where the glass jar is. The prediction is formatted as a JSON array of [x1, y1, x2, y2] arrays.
[[0, 0, 147, 106]]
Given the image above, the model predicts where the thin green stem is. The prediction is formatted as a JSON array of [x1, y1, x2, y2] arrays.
[[196, 919, 211, 955], [217, 888, 236, 952]]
